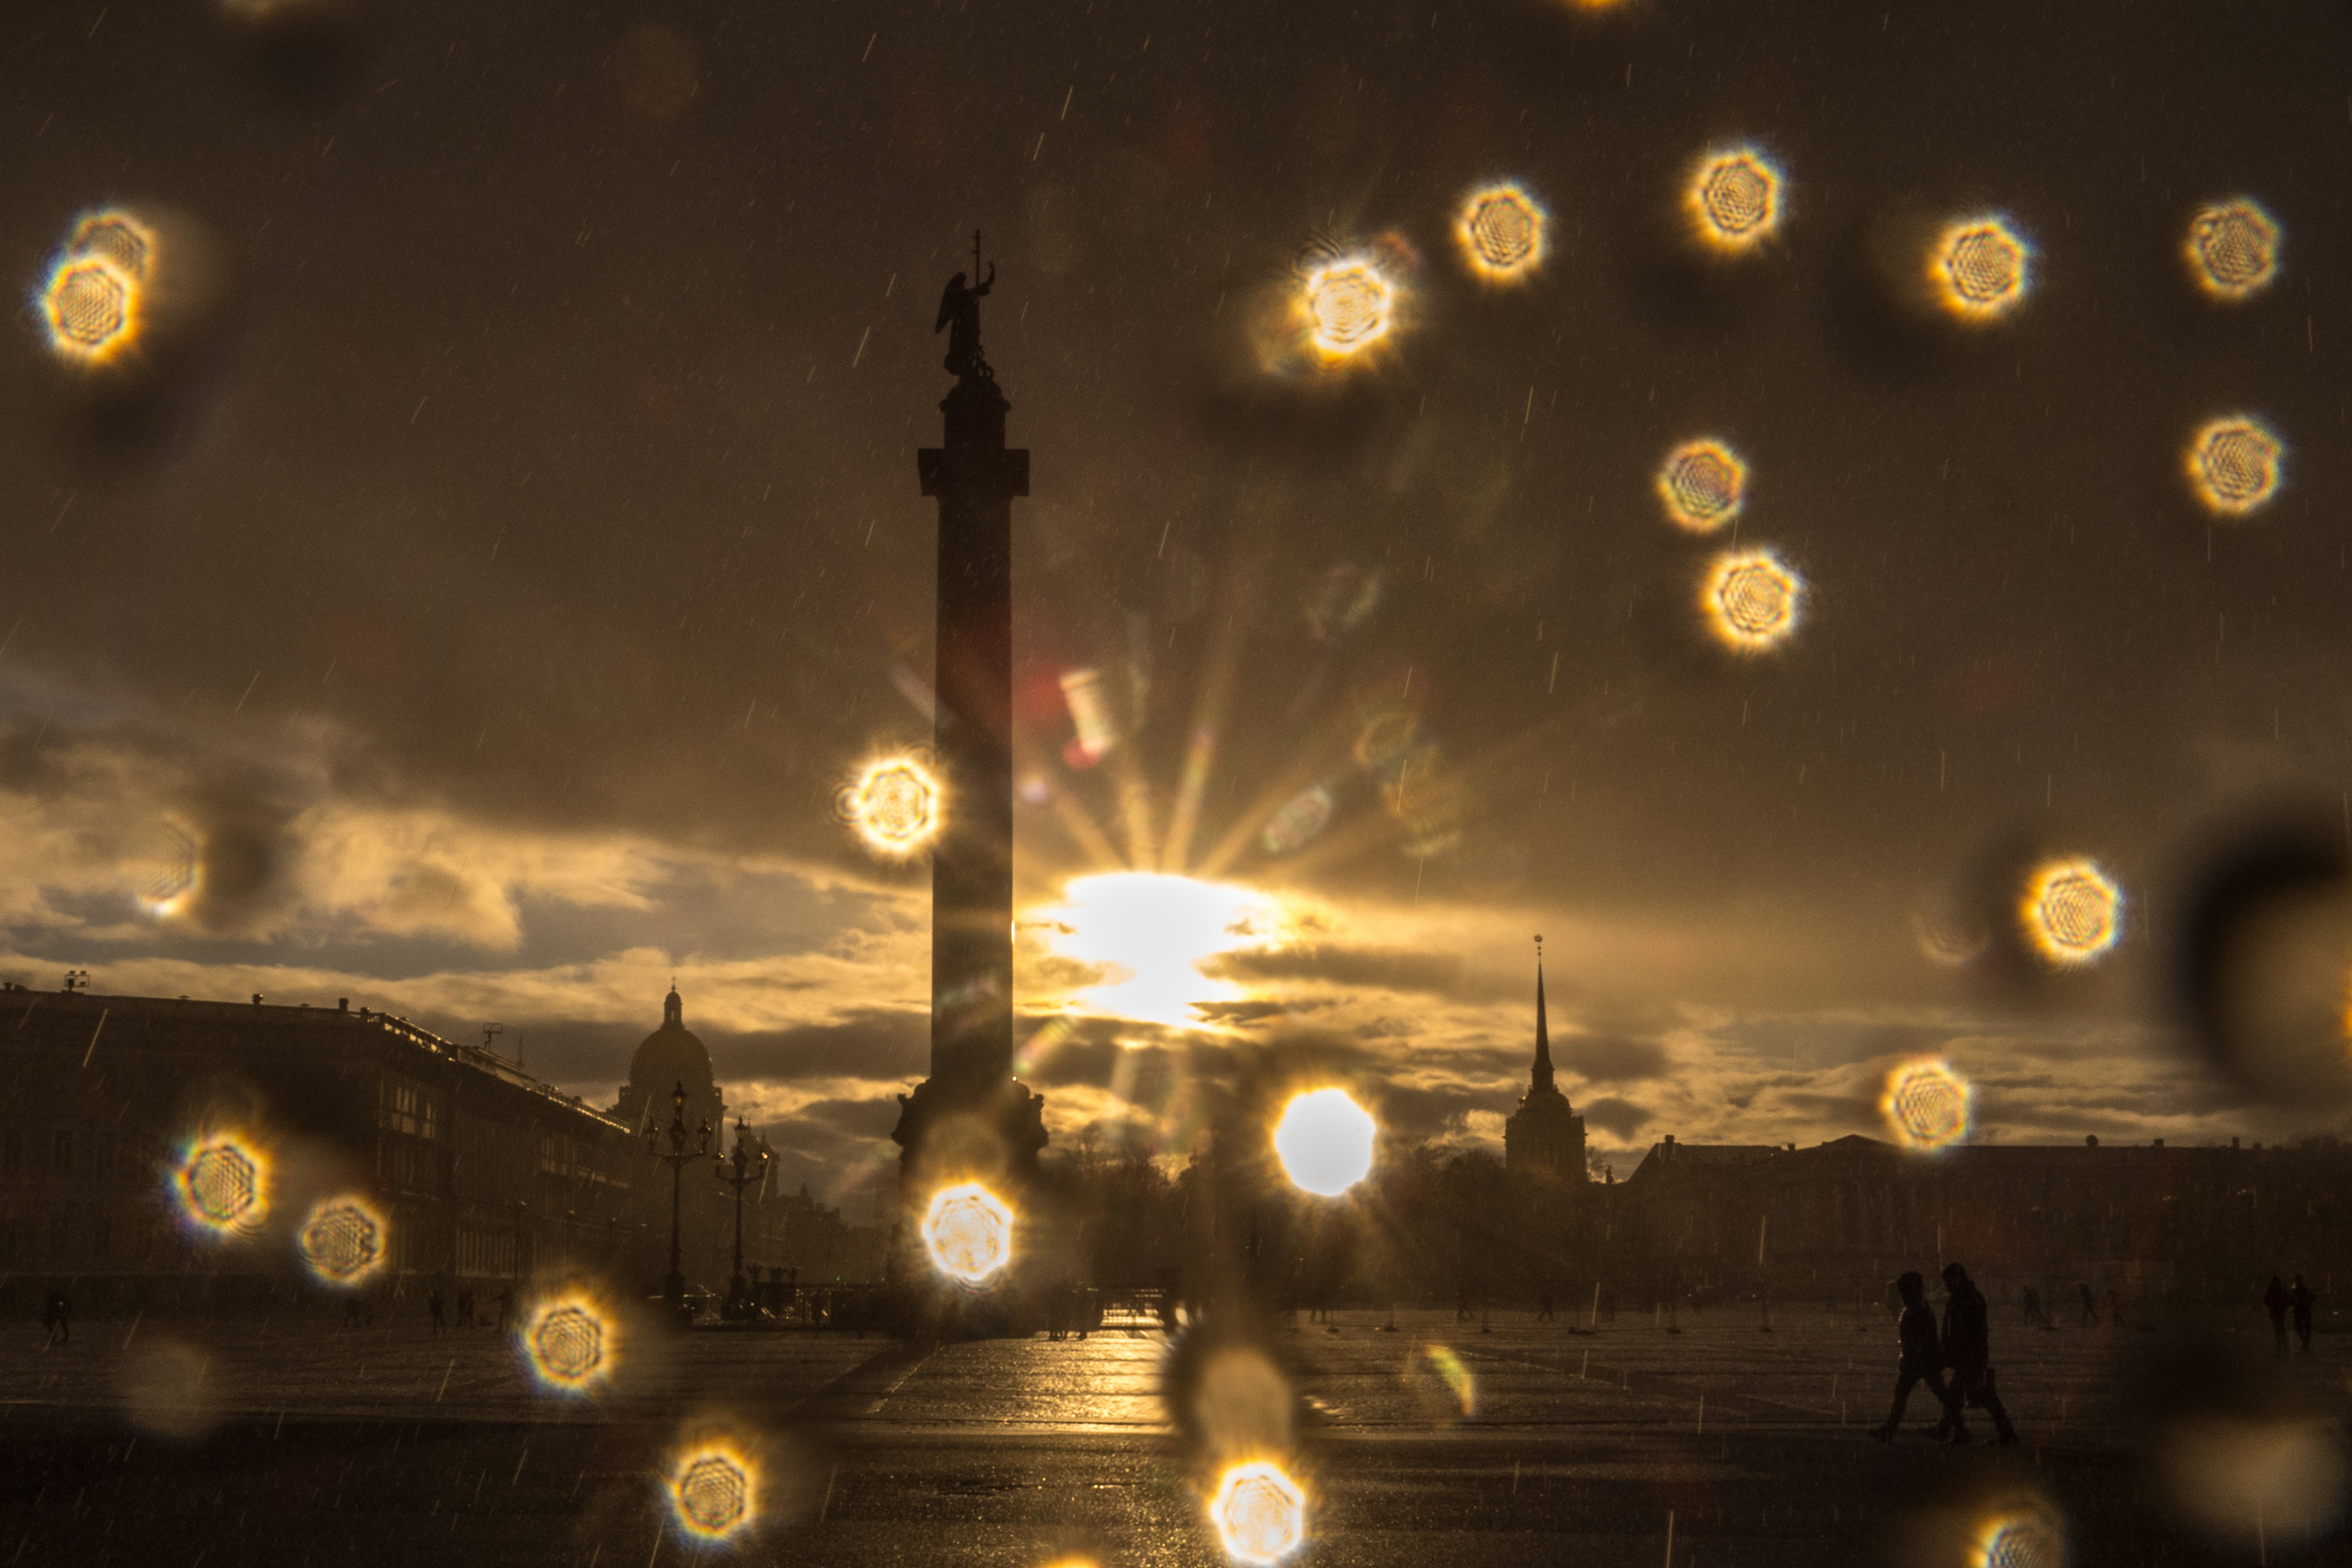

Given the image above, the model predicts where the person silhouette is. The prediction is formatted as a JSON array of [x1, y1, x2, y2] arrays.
[[427, 1289, 446, 1337], [2264, 1276, 2291, 1355], [935, 263, 996, 379], [1933, 1263, 2017, 1445], [2077, 1280, 2097, 1327], [1872, 1272, 1962, 1443], [2288, 1273, 2317, 1354], [40, 1289, 70, 1347]]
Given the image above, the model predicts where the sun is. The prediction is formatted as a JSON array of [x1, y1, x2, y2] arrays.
[[1035, 871, 1282, 1026]]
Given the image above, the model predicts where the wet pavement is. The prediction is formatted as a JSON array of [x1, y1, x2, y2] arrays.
[[2, 1305, 2345, 1565]]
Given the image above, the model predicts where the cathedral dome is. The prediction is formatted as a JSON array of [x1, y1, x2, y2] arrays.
[[613, 984, 727, 1138]]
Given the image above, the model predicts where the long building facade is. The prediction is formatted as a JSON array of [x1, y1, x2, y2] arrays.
[[0, 979, 866, 1314]]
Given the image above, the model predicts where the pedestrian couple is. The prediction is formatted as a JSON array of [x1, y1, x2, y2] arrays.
[[1872, 1262, 2017, 1446]]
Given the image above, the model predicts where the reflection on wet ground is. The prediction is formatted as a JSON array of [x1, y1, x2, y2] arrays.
[[4, 1308, 2346, 1563]]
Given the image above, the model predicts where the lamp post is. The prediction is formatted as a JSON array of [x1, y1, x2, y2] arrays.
[[647, 1080, 711, 1314], [714, 1116, 771, 1319]]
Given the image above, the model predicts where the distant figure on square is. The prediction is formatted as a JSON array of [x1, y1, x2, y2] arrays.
[[2020, 1286, 2045, 1328], [1932, 1263, 2016, 1445], [2264, 1276, 2292, 1354], [40, 1289, 70, 1347], [457, 1287, 475, 1330], [428, 1289, 447, 1336], [1871, 1271, 1961, 1443], [2077, 1280, 2097, 1326], [496, 1284, 516, 1333], [2289, 1274, 2317, 1354], [1537, 1290, 1555, 1323]]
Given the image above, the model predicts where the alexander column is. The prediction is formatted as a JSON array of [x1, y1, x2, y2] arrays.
[[891, 238, 1048, 1228]]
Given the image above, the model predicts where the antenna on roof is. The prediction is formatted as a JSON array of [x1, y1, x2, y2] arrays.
[[483, 1022, 506, 1060]]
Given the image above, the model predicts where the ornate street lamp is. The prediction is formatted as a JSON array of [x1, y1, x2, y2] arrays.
[[647, 1080, 711, 1314], [714, 1117, 771, 1319]]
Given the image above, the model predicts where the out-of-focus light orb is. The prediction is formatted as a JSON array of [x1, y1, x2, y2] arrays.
[[2185, 416, 2284, 517], [1969, 1496, 2067, 1568], [923, 1181, 1015, 1285], [1928, 216, 2031, 321], [1302, 258, 1396, 360], [1040, 871, 1281, 1025], [297, 1196, 387, 1285], [1454, 184, 1546, 282], [1700, 548, 1802, 651], [2185, 199, 2280, 300], [2020, 858, 2122, 967], [1657, 439, 1748, 532], [1915, 902, 1990, 967], [1272, 1088, 1377, 1196], [1882, 1058, 1972, 1151], [2165, 1416, 2345, 1543], [524, 1294, 617, 1393], [1060, 668, 1116, 768], [40, 254, 140, 365], [1209, 1461, 1308, 1566], [1261, 785, 1334, 855], [668, 1442, 756, 1541], [174, 1134, 267, 1235], [1686, 148, 1782, 252], [844, 755, 939, 855]]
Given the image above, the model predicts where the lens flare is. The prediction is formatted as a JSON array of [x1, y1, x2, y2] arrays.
[[1261, 785, 1335, 855], [2185, 199, 2280, 300], [1060, 668, 1116, 767], [1454, 183, 1546, 282], [1405, 1344, 1477, 1422], [67, 210, 156, 281], [1272, 1088, 1377, 1197], [1685, 148, 1783, 252], [837, 754, 940, 855], [2020, 858, 2122, 967], [1210, 1461, 1307, 1566], [1301, 257, 1396, 360], [1881, 1058, 1971, 1151], [1928, 216, 2031, 321], [127, 818, 200, 917], [2165, 1416, 2345, 1543], [1700, 548, 1802, 651], [1969, 1495, 2067, 1568], [2184, 416, 2284, 517], [297, 1196, 388, 1285], [1039, 871, 1282, 1025], [667, 1441, 757, 1541], [523, 1292, 619, 1394], [172, 1132, 269, 1236], [923, 1181, 1015, 1285], [1656, 439, 1748, 532]]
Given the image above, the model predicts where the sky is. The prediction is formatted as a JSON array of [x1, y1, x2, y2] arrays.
[[5, 0, 2352, 1210]]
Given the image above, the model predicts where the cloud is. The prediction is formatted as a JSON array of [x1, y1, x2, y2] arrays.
[[1582, 1096, 1652, 1140], [1558, 1033, 1670, 1083]]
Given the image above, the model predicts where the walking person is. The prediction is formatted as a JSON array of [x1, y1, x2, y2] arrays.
[[2288, 1273, 2317, 1355], [2020, 1286, 2044, 1328], [2263, 1276, 2292, 1355], [457, 1287, 474, 1330], [1933, 1264, 2017, 1446], [1871, 1272, 1962, 1443], [2076, 1281, 2097, 1327], [427, 1288, 447, 1336]]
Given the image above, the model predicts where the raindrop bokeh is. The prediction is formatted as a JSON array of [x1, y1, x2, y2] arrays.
[[1685, 148, 1782, 252], [1929, 216, 2031, 321], [838, 754, 941, 855], [668, 1441, 757, 1541], [1700, 548, 1802, 651], [1301, 258, 1396, 360], [2184, 199, 2280, 300], [297, 1196, 387, 1285], [172, 1133, 268, 1236], [1657, 439, 1748, 532], [1209, 1460, 1308, 1566], [1882, 1058, 1972, 1151], [2184, 416, 2284, 517], [2020, 858, 2122, 967], [524, 1293, 618, 1393], [923, 1181, 1015, 1284], [1454, 183, 1546, 281], [1272, 1088, 1376, 1196]]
